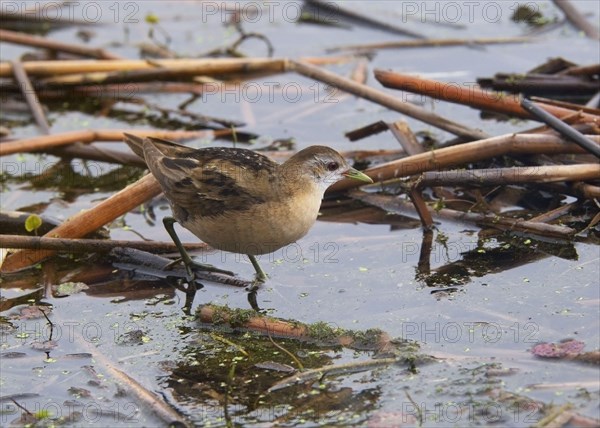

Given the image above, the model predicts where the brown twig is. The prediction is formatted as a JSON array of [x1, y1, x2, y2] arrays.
[[0, 28, 122, 60], [38, 67, 217, 87], [530, 202, 578, 223], [199, 304, 308, 337], [110, 368, 193, 427], [197, 304, 391, 351], [0, 234, 209, 254], [9, 59, 124, 174], [0, 57, 352, 78], [386, 120, 432, 227], [561, 63, 600, 77], [289, 60, 489, 141], [417, 230, 434, 277], [374, 69, 600, 123], [552, 0, 600, 39], [328, 36, 533, 53], [329, 133, 600, 192], [416, 164, 600, 187], [0, 80, 238, 99], [530, 96, 600, 116], [350, 191, 577, 239], [268, 357, 400, 392], [0, 129, 87, 155], [0, 129, 228, 157], [1, 174, 162, 273], [349, 58, 369, 84], [37, 287, 194, 427], [478, 73, 599, 97], [407, 188, 434, 228], [344, 120, 389, 141], [10, 60, 51, 134], [0, 58, 286, 78], [572, 183, 600, 199], [387, 121, 423, 155], [46, 144, 147, 166], [521, 98, 600, 158], [304, 0, 425, 39]]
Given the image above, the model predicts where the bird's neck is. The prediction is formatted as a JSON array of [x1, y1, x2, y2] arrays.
[[275, 163, 324, 202]]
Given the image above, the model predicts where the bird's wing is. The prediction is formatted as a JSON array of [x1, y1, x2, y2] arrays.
[[140, 137, 278, 218]]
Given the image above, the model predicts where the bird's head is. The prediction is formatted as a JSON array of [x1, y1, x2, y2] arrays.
[[281, 146, 373, 193]]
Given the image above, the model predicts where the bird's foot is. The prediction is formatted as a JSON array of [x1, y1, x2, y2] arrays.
[[166, 271, 201, 299], [247, 272, 267, 292]]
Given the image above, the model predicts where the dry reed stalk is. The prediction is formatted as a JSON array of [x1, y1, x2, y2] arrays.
[[296, 55, 358, 66], [407, 188, 434, 228], [304, 0, 425, 38], [288, 60, 489, 141], [263, 148, 403, 162], [0, 28, 122, 60], [345, 121, 389, 141], [5, 61, 149, 212], [374, 69, 600, 123], [0, 129, 226, 156], [197, 304, 391, 350], [387, 121, 424, 155], [40, 68, 214, 86], [0, 234, 209, 253], [530, 203, 578, 223], [417, 164, 600, 187], [0, 58, 287, 77], [553, 0, 600, 39], [198, 305, 308, 337], [521, 98, 600, 158], [349, 58, 369, 84], [329, 133, 600, 192], [573, 183, 600, 198], [530, 96, 600, 116], [47, 145, 147, 166], [351, 191, 577, 239], [328, 36, 533, 53], [0, 56, 354, 78], [562, 63, 600, 77], [10, 60, 51, 134], [1, 174, 162, 272]]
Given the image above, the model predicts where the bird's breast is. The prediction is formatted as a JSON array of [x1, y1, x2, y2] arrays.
[[179, 188, 324, 255]]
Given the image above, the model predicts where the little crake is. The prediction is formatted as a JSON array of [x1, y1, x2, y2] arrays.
[[123, 134, 373, 281]]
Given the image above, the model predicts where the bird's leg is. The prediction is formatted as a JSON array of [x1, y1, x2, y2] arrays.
[[163, 217, 234, 277], [248, 254, 268, 285], [247, 290, 262, 312], [246, 255, 266, 300]]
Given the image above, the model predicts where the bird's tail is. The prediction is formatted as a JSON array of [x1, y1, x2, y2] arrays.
[[122, 133, 146, 159]]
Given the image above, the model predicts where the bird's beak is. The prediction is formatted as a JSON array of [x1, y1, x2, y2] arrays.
[[343, 167, 373, 183]]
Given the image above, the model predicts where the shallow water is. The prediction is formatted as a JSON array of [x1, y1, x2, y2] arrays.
[[1, 1, 599, 427]]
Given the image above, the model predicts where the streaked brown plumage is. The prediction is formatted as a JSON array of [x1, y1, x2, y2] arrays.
[[123, 133, 372, 280]]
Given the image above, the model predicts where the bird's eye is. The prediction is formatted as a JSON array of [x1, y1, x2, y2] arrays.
[[326, 161, 339, 171]]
